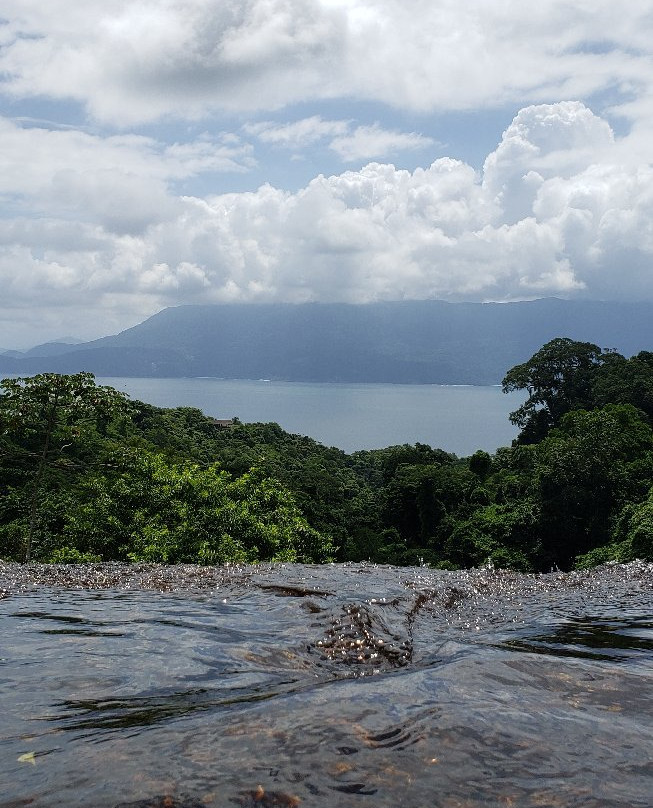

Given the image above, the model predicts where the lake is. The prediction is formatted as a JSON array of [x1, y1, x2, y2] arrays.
[[2, 560, 652, 808], [96, 378, 526, 456]]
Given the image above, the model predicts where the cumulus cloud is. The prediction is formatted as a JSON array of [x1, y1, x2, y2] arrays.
[[4, 3, 653, 347], [142, 103, 649, 307], [482, 101, 616, 224], [2, 1, 653, 125], [1, 101, 653, 346]]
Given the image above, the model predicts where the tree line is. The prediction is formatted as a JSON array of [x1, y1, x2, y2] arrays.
[[1, 337, 652, 570]]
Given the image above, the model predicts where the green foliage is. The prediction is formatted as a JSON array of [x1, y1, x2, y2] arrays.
[[3, 344, 653, 573], [601, 489, 653, 563], [48, 547, 103, 564], [382, 463, 472, 548], [0, 373, 130, 560], [502, 338, 605, 443], [354, 443, 454, 483], [574, 541, 635, 569], [443, 501, 539, 571], [0, 376, 333, 565], [534, 405, 653, 566], [129, 410, 376, 556], [592, 351, 653, 423], [59, 450, 334, 565], [628, 495, 653, 560], [577, 491, 653, 568], [469, 450, 492, 480]]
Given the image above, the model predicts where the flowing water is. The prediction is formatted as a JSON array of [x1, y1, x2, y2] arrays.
[[1, 561, 652, 808]]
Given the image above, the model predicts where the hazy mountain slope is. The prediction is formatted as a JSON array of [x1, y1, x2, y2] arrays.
[[0, 299, 650, 383]]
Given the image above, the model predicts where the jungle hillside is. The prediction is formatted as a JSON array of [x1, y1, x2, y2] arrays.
[[2, 337, 653, 571]]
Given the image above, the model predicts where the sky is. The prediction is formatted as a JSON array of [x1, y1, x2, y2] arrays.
[[1, 1, 653, 348]]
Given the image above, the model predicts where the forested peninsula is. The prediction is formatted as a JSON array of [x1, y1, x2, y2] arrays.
[[2, 337, 653, 572]]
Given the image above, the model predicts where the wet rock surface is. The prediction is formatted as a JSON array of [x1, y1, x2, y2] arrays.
[[0, 560, 257, 596], [1, 561, 652, 807], [114, 798, 206, 808]]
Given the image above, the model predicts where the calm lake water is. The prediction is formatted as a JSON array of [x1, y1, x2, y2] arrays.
[[2, 561, 652, 808], [96, 378, 525, 456]]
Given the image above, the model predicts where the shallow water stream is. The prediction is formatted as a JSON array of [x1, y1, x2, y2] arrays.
[[1, 561, 652, 807]]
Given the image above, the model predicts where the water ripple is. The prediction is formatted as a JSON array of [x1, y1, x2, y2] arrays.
[[1, 561, 652, 807]]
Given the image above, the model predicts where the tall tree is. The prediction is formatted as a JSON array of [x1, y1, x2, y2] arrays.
[[502, 337, 607, 443]]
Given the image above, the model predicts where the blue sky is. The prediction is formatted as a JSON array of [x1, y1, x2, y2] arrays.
[[1, 1, 653, 347]]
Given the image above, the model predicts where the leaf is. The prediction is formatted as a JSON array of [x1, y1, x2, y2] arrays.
[[17, 751, 36, 765]]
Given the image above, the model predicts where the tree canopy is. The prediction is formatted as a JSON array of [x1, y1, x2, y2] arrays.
[[0, 373, 130, 560], [502, 337, 606, 443], [2, 350, 653, 571]]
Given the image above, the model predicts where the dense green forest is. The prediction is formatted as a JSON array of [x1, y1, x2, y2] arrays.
[[2, 337, 653, 571]]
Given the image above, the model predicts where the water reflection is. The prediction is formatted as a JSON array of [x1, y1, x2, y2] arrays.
[[500, 615, 653, 662], [51, 679, 315, 734]]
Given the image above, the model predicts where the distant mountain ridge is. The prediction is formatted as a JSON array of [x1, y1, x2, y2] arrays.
[[1, 299, 651, 384]]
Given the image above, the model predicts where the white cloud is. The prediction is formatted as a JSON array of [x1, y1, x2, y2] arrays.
[[329, 124, 434, 162], [2, 2, 653, 347], [2, 1, 653, 125], [0, 0, 348, 124], [245, 117, 433, 162], [0, 118, 253, 234], [482, 101, 616, 224], [2, 101, 653, 347], [244, 116, 350, 148]]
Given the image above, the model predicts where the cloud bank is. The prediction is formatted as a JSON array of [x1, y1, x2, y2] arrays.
[[1, 101, 652, 345], [2, 1, 653, 125], [1, 1, 653, 346]]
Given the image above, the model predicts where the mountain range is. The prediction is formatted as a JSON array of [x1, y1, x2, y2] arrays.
[[1, 298, 651, 384]]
